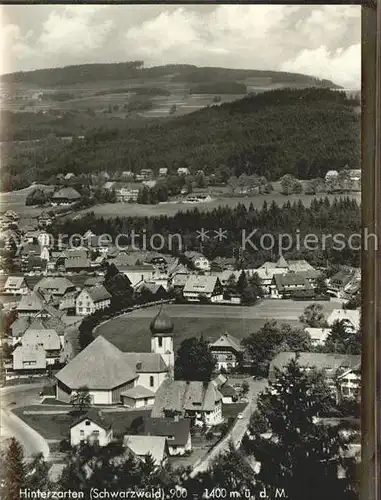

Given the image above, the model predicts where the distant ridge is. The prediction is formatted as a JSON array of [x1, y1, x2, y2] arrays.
[[0, 61, 340, 89]]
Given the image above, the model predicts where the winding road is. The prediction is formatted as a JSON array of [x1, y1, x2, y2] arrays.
[[0, 383, 49, 459], [190, 379, 267, 478]]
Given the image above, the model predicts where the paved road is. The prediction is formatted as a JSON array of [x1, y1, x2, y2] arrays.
[[190, 379, 268, 478], [125, 301, 340, 321], [0, 383, 49, 459]]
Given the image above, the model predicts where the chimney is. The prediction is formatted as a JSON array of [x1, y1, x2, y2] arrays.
[[174, 413, 179, 422]]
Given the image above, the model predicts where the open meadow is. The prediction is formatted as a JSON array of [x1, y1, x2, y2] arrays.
[[95, 300, 341, 353]]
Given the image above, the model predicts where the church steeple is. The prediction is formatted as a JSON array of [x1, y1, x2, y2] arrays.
[[150, 306, 174, 335], [150, 306, 174, 369]]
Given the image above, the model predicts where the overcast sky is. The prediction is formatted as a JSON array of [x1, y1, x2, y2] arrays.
[[1, 4, 361, 88]]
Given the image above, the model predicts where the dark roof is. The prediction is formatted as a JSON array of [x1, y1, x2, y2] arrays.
[[144, 418, 191, 446], [150, 307, 174, 335], [86, 285, 111, 302], [209, 332, 244, 353], [52, 187, 81, 200], [152, 379, 222, 417], [71, 409, 112, 431], [219, 383, 237, 398]]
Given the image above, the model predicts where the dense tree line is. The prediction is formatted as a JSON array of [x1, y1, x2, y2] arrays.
[[55, 196, 361, 268], [2, 88, 359, 186]]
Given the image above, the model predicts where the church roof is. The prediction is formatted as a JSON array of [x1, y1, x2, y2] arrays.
[[150, 307, 174, 335]]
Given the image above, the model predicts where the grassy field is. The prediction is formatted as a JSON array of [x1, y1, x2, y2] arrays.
[[95, 301, 340, 353], [79, 192, 361, 219], [13, 406, 151, 441]]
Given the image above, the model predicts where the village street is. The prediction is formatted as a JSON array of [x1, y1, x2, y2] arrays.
[[0, 383, 49, 459], [189, 378, 268, 478]]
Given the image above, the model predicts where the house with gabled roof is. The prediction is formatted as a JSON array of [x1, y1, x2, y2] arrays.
[[3, 276, 29, 295], [34, 277, 76, 298], [209, 332, 245, 371], [144, 418, 191, 456], [16, 290, 46, 317], [183, 275, 223, 303], [75, 285, 111, 316], [271, 273, 314, 299], [21, 327, 62, 365], [151, 379, 223, 427], [70, 410, 113, 447], [51, 187, 81, 206], [11, 344, 47, 374]]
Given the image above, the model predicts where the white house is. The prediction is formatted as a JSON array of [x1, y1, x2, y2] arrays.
[[75, 286, 111, 316], [209, 332, 245, 371], [177, 167, 190, 176], [337, 364, 361, 399], [70, 411, 113, 447], [183, 275, 223, 303], [304, 328, 331, 347]]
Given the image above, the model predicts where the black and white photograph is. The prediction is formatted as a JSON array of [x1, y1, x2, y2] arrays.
[[0, 4, 367, 500]]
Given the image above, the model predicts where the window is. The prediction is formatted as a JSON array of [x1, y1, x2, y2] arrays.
[[80, 430, 84, 436], [158, 337, 163, 348], [93, 430, 99, 437], [85, 420, 90, 426], [150, 376, 154, 387], [144, 398, 148, 405]]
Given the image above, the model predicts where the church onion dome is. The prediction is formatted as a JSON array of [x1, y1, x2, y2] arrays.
[[150, 308, 174, 335]]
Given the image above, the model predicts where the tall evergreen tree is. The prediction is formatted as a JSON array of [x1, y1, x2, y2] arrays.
[[4, 438, 26, 500]]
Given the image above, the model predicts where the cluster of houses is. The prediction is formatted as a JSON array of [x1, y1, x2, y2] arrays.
[[325, 168, 361, 192], [50, 307, 360, 475]]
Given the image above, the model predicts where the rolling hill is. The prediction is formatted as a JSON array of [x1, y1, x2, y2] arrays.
[[1, 62, 339, 88]]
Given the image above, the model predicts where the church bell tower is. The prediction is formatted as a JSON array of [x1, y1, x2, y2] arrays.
[[150, 307, 174, 369]]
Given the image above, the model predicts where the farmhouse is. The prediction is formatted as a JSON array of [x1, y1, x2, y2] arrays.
[[183, 275, 223, 303], [51, 187, 81, 206], [151, 379, 224, 427], [70, 410, 113, 447], [37, 211, 54, 229], [34, 277, 76, 298], [75, 285, 111, 316], [144, 418, 192, 456], [271, 273, 314, 299], [327, 268, 357, 298], [209, 332, 245, 371]]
